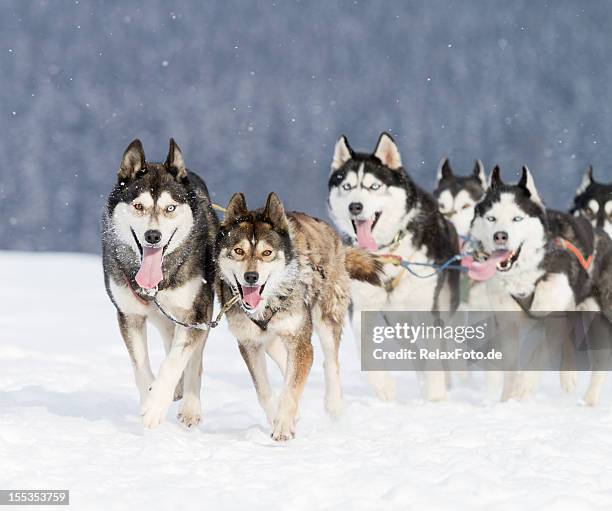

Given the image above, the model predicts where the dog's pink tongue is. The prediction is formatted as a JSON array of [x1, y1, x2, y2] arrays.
[[462, 250, 510, 281], [135, 247, 164, 289], [355, 219, 377, 251], [242, 285, 262, 309]]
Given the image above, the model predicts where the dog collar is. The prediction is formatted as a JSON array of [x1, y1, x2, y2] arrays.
[[376, 225, 409, 252], [226, 280, 286, 331]]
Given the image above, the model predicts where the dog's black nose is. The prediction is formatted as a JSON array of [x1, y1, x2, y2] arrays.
[[244, 271, 259, 285], [493, 231, 508, 245], [144, 229, 162, 245], [349, 202, 363, 216]]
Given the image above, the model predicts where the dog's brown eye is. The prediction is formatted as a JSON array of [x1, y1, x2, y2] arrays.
[[261, 250, 272, 257], [234, 247, 244, 256], [461, 204, 471, 210], [133, 203, 143, 211], [584, 208, 594, 218]]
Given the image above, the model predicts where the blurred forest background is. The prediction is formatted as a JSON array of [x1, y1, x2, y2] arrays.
[[1, 0, 612, 252]]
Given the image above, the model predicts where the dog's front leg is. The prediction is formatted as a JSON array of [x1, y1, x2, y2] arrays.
[[117, 312, 154, 404], [149, 314, 184, 402], [239, 340, 278, 425], [351, 310, 397, 402], [272, 336, 313, 441], [531, 274, 577, 396], [141, 326, 203, 429], [265, 337, 288, 375], [177, 328, 209, 428]]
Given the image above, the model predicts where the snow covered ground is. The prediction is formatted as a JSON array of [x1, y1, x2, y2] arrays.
[[1, 252, 612, 510]]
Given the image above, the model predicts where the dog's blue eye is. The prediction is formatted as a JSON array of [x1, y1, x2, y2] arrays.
[[342, 183, 353, 191], [512, 216, 523, 222], [486, 216, 496, 222], [370, 183, 381, 191], [166, 205, 176, 213]]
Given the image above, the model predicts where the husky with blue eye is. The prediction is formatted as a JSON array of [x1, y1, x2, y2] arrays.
[[469, 166, 612, 402], [571, 166, 612, 239], [327, 132, 460, 402]]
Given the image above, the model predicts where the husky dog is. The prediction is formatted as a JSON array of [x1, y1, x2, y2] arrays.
[[102, 139, 218, 428], [215, 192, 382, 441], [571, 166, 612, 239], [434, 158, 487, 238], [328, 133, 460, 401], [469, 166, 612, 401]]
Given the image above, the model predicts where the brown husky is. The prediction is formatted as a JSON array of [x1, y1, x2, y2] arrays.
[[215, 192, 382, 441]]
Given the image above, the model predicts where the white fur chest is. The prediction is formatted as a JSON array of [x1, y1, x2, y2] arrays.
[[226, 308, 305, 346], [155, 277, 203, 314], [109, 276, 202, 317], [498, 267, 544, 298]]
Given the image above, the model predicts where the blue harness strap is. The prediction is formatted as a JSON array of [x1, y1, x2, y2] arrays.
[[379, 253, 467, 279]]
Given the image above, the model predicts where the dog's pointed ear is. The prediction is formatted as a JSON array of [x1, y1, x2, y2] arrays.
[[118, 139, 145, 181], [373, 132, 402, 170], [331, 135, 353, 171], [576, 165, 595, 195], [473, 160, 486, 189], [489, 165, 503, 189], [436, 158, 453, 183], [224, 193, 248, 224], [518, 166, 543, 206], [165, 138, 187, 180], [263, 192, 289, 231]]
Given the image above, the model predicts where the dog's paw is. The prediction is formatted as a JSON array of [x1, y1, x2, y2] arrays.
[[512, 373, 540, 400], [425, 373, 448, 402], [177, 395, 201, 429], [582, 388, 601, 407], [140, 384, 173, 429], [425, 385, 448, 402], [367, 371, 397, 402], [325, 395, 345, 419], [173, 378, 184, 402], [560, 371, 578, 394], [271, 416, 296, 442], [261, 395, 279, 426]]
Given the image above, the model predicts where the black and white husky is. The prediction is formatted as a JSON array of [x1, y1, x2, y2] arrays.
[[469, 166, 612, 401], [434, 158, 487, 238], [433, 159, 489, 312], [571, 166, 612, 239], [102, 139, 218, 428], [328, 133, 460, 401]]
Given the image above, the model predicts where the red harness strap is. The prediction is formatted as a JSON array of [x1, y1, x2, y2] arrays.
[[555, 237, 592, 271]]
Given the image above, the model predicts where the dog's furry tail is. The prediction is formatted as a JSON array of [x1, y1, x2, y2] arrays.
[[345, 246, 385, 286]]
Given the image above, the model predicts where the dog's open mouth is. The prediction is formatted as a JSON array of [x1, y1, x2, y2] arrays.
[[495, 245, 522, 272], [351, 212, 381, 251], [132, 228, 176, 290], [235, 276, 266, 311], [462, 244, 522, 281]]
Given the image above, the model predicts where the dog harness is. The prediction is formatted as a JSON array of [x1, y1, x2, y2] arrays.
[[554, 237, 592, 271], [122, 274, 239, 330], [511, 238, 593, 313]]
